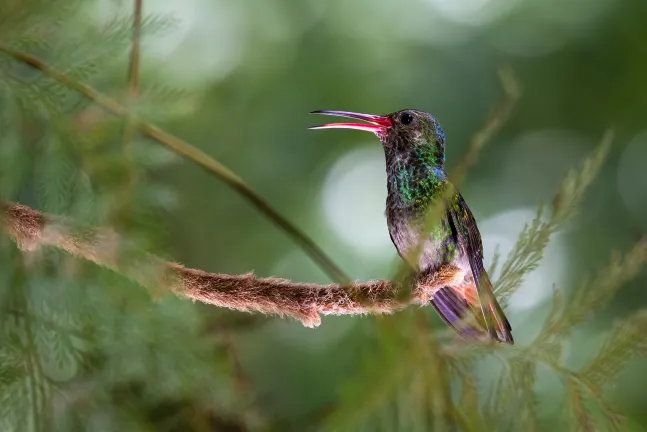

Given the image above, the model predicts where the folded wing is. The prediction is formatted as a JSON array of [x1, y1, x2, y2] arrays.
[[430, 192, 513, 344]]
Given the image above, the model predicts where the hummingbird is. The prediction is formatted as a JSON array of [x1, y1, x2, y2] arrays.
[[310, 109, 513, 344]]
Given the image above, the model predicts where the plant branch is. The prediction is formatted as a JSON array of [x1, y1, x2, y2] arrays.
[[120, 0, 143, 198], [449, 65, 521, 186], [1, 202, 463, 328], [126, 0, 143, 101], [0, 44, 350, 284]]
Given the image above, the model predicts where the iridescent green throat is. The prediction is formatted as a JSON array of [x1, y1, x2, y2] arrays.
[[387, 146, 448, 209]]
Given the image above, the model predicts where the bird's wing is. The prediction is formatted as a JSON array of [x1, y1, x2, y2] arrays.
[[431, 191, 514, 344]]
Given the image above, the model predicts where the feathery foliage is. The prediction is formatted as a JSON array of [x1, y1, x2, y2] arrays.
[[0, 2, 257, 430], [1, 2, 646, 431]]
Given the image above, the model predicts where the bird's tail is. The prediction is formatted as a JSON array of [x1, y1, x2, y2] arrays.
[[430, 274, 513, 345], [431, 286, 483, 340]]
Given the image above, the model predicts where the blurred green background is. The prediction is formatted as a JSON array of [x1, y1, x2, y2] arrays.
[[2, 0, 647, 430]]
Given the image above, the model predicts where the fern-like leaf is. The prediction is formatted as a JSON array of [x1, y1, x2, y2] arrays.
[[581, 309, 647, 388], [495, 132, 613, 304]]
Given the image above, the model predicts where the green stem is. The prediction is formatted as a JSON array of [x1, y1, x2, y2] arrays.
[[119, 0, 144, 217]]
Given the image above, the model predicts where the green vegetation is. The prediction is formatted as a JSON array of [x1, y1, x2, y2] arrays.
[[1, 0, 647, 430]]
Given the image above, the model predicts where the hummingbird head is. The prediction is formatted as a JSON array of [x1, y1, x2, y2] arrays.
[[310, 109, 446, 162]]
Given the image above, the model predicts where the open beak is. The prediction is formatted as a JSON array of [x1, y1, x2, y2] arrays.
[[309, 110, 392, 135]]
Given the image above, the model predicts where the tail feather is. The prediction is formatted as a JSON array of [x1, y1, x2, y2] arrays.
[[443, 190, 514, 344], [430, 286, 483, 341], [488, 301, 513, 344], [430, 282, 514, 345], [478, 273, 514, 344]]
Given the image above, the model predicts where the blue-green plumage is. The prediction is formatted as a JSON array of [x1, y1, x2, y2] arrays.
[[310, 109, 513, 344]]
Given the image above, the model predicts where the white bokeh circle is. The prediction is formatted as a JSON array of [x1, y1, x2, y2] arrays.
[[423, 0, 519, 26], [321, 146, 393, 257], [479, 207, 568, 312], [91, 0, 245, 85]]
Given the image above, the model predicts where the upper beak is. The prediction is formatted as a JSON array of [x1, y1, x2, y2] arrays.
[[309, 110, 392, 134]]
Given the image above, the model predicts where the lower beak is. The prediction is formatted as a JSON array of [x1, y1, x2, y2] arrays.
[[309, 110, 392, 134]]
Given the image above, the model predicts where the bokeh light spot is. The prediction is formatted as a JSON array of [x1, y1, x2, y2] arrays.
[[617, 130, 647, 226], [501, 129, 592, 203], [92, 0, 245, 86], [321, 146, 393, 257], [423, 0, 518, 26], [479, 207, 568, 313]]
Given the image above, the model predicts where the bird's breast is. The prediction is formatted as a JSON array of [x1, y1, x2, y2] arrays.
[[386, 206, 465, 274]]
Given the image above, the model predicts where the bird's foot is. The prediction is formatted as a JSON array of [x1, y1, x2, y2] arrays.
[[412, 265, 463, 303]]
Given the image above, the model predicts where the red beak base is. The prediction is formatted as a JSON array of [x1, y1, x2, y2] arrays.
[[309, 110, 392, 135]]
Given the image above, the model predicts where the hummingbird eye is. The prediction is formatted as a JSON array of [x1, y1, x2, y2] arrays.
[[399, 112, 414, 125]]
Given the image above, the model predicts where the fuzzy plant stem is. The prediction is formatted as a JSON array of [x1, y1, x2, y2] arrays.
[[1, 202, 463, 327]]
